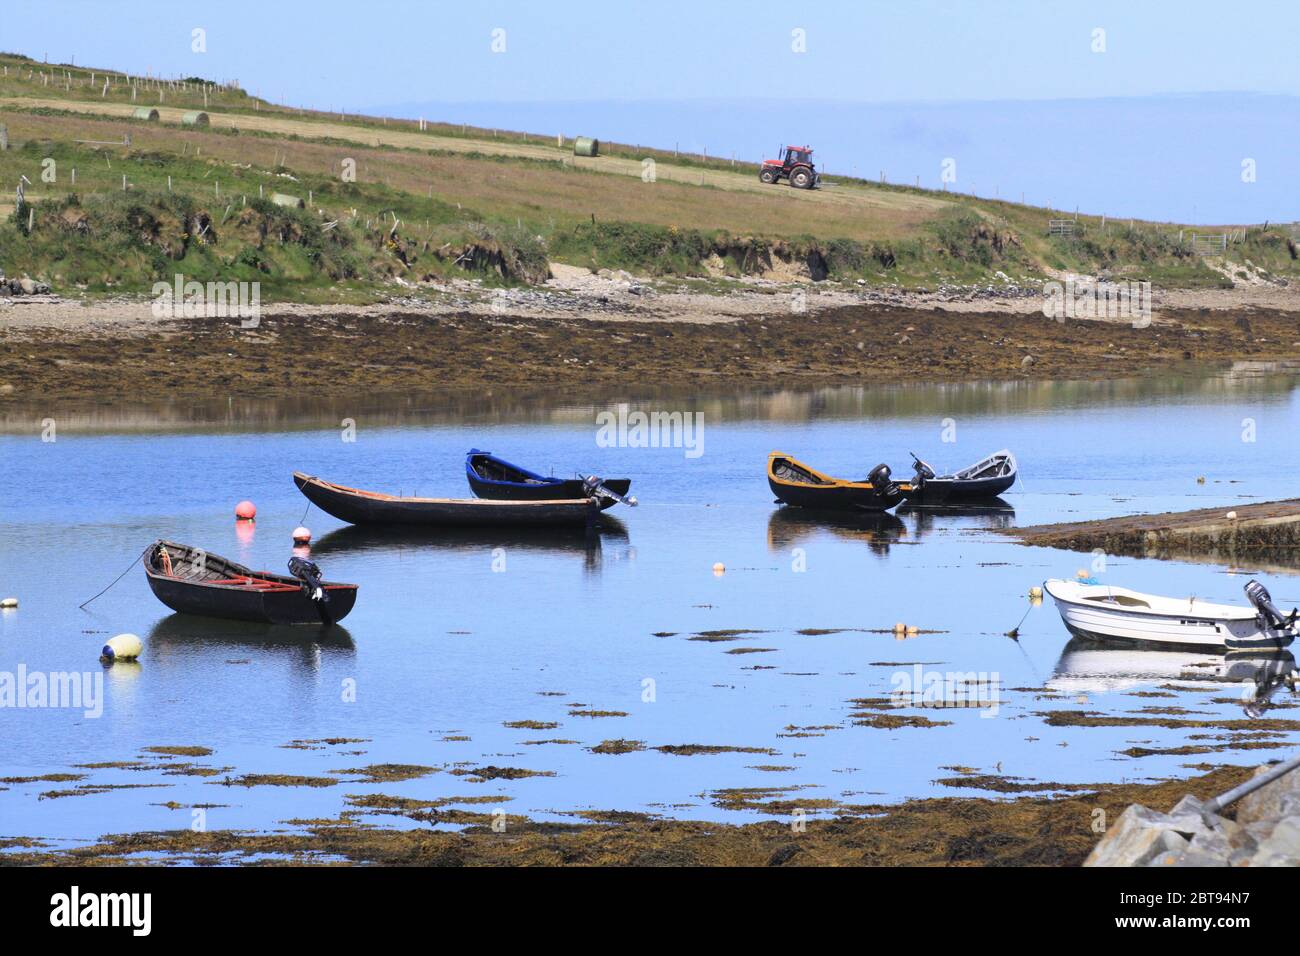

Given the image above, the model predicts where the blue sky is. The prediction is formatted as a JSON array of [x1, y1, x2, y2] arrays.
[[8, 0, 1299, 107], [4, 1, 1297, 221]]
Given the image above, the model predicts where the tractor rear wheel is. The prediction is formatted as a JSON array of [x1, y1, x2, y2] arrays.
[[789, 168, 812, 189], [759, 168, 777, 184]]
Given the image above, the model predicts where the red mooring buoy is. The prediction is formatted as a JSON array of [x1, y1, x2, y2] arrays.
[[235, 500, 257, 520]]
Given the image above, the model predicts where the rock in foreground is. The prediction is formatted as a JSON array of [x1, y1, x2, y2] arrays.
[[1086, 762, 1300, 866]]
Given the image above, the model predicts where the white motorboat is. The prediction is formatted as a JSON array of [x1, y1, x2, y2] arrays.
[[1043, 578, 1298, 651]]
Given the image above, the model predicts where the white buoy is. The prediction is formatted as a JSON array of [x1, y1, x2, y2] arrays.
[[0, 597, 17, 608], [1028, 586, 1043, 600], [712, 562, 725, 575], [101, 633, 143, 662]]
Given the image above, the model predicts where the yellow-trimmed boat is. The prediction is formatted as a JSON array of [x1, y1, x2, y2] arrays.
[[767, 451, 916, 513]]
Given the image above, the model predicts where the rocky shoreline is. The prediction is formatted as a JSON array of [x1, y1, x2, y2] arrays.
[[1, 764, 1258, 866], [4, 294, 1300, 406], [1088, 761, 1300, 866], [1007, 499, 1300, 570]]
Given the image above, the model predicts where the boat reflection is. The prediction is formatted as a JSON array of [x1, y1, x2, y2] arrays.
[[1048, 637, 1296, 711], [312, 517, 630, 574], [147, 613, 356, 657], [897, 498, 1016, 539], [1243, 658, 1299, 718], [766, 509, 906, 557]]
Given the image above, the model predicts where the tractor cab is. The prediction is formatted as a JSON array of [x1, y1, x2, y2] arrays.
[[782, 146, 812, 168], [759, 145, 819, 189]]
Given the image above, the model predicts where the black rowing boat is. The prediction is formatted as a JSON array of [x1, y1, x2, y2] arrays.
[[767, 452, 916, 513], [465, 450, 633, 507], [143, 540, 357, 625], [294, 472, 601, 527], [907, 449, 1018, 504]]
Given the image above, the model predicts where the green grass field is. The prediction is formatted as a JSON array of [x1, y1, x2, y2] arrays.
[[1, 50, 1295, 301]]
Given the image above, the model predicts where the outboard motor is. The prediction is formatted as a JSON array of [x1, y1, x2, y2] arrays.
[[866, 463, 899, 498], [910, 452, 935, 483], [1245, 580, 1298, 631]]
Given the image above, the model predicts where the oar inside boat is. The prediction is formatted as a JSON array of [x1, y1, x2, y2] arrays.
[[581, 474, 638, 507], [465, 451, 632, 508]]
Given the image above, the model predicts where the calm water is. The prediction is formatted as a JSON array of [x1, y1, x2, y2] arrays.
[[3, 367, 1300, 849]]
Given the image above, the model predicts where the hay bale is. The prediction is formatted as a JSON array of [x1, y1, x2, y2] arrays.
[[270, 192, 304, 209], [181, 111, 210, 127], [573, 136, 600, 157], [132, 107, 160, 122]]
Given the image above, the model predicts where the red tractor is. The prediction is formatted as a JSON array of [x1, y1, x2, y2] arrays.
[[759, 145, 819, 189]]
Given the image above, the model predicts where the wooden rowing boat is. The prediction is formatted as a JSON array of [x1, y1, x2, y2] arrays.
[[294, 472, 601, 527], [767, 451, 915, 513], [464, 450, 631, 508], [908, 449, 1017, 504], [143, 540, 357, 625]]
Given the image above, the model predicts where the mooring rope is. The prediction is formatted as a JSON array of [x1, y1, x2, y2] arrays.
[[1004, 598, 1043, 684], [1005, 600, 1036, 640], [79, 543, 154, 610]]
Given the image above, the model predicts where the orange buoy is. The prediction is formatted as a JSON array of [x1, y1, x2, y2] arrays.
[[235, 500, 257, 520]]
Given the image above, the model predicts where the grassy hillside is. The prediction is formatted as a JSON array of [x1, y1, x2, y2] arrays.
[[0, 51, 1296, 301]]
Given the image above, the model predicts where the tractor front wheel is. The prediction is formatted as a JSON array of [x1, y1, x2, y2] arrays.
[[759, 168, 777, 184], [789, 168, 812, 189]]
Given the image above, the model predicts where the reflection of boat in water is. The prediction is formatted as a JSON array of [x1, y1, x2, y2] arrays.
[[313, 517, 630, 573], [766, 509, 905, 557], [1048, 636, 1295, 695], [315, 517, 627, 554], [147, 613, 356, 653], [897, 498, 1015, 537]]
